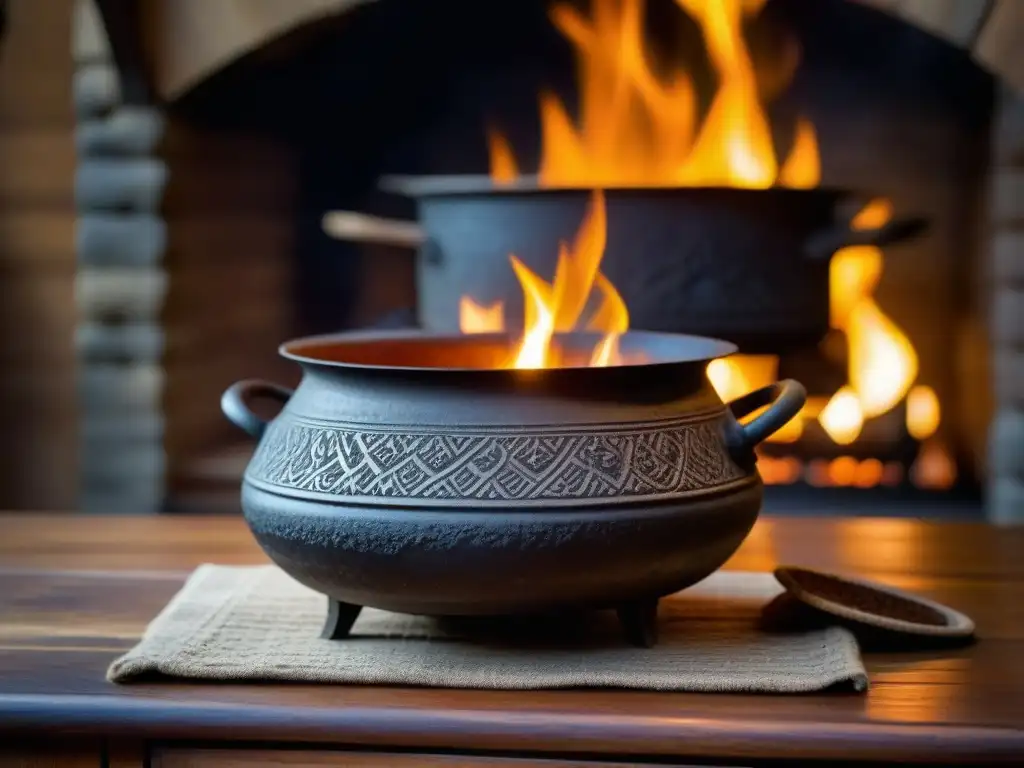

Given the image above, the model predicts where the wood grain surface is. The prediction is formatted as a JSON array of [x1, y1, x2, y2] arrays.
[[0, 743, 102, 768], [1, 514, 1023, 765], [151, 749, 713, 768]]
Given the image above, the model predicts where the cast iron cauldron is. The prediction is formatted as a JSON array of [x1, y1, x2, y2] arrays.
[[324, 176, 927, 353], [222, 329, 806, 646]]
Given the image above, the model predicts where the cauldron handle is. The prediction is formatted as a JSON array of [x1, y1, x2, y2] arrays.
[[221, 380, 294, 440], [726, 380, 807, 459], [803, 215, 928, 260], [322, 210, 426, 248]]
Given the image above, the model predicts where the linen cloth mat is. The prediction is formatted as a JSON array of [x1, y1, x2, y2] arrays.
[[108, 565, 868, 693]]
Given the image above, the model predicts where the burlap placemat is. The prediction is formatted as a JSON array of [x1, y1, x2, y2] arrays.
[[108, 565, 868, 693]]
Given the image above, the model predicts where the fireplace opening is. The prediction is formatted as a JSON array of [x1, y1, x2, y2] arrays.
[[156, 0, 994, 516]]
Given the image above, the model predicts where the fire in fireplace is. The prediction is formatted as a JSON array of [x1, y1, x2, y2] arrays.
[[484, 0, 819, 189], [458, 190, 635, 369], [120, 0, 993, 515], [710, 197, 955, 495], [437, 0, 959, 496]]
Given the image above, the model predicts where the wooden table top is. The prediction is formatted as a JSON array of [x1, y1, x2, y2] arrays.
[[1, 513, 1023, 764]]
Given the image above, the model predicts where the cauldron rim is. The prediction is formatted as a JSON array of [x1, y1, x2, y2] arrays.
[[279, 329, 737, 374], [379, 173, 866, 201]]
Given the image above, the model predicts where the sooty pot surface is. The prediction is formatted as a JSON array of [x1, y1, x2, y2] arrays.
[[379, 177, 927, 353], [223, 330, 806, 644]]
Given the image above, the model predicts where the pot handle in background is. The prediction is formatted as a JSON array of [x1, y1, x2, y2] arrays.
[[726, 380, 807, 460], [803, 215, 928, 260], [322, 210, 427, 248], [221, 380, 295, 440]]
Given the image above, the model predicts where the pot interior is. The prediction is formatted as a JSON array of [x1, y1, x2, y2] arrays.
[[281, 330, 737, 372]]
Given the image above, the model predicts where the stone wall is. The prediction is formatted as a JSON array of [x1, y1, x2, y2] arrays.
[[988, 86, 1024, 522], [73, 0, 299, 513], [74, 0, 167, 513]]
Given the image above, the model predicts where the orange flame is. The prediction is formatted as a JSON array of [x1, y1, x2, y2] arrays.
[[488, 0, 819, 189], [709, 199, 930, 462], [471, 0, 821, 370], [911, 438, 957, 490], [812, 198, 921, 449], [818, 385, 864, 446], [459, 191, 631, 369], [779, 118, 821, 189], [906, 385, 940, 441], [459, 297, 505, 333], [488, 128, 519, 184], [832, 200, 918, 419]]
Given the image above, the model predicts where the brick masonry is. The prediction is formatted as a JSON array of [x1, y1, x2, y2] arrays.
[[988, 86, 1024, 523]]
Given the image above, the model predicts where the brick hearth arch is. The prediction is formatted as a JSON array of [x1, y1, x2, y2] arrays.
[[133, 0, 1024, 99]]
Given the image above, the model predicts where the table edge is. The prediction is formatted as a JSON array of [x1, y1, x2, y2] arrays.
[[2, 693, 1023, 763]]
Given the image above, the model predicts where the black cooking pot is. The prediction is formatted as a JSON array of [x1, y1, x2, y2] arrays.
[[324, 176, 927, 353], [223, 328, 808, 646]]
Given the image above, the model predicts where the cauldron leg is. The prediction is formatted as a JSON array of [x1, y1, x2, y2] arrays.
[[617, 598, 659, 648], [320, 598, 362, 640]]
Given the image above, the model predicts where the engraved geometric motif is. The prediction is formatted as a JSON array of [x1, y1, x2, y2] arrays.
[[247, 415, 746, 502]]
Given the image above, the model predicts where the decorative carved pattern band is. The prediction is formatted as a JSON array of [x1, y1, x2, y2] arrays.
[[247, 416, 746, 503]]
